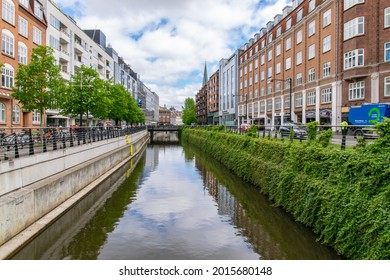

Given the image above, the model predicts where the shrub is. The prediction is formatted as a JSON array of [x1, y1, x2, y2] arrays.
[[306, 121, 318, 142]]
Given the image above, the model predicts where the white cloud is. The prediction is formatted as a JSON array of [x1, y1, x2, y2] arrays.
[[54, 0, 291, 109]]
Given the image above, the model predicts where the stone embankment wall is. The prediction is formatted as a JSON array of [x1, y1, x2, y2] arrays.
[[0, 130, 149, 251]]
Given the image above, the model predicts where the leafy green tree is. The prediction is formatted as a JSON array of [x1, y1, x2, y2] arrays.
[[59, 65, 111, 126], [108, 83, 131, 125], [12, 46, 66, 126], [123, 93, 145, 125], [182, 98, 197, 125]]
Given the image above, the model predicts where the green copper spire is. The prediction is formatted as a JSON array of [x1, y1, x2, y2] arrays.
[[202, 61, 208, 86]]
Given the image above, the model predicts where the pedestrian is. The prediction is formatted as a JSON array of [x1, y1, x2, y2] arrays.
[[341, 120, 348, 136]]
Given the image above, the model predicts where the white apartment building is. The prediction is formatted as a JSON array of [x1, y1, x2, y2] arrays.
[[43, 0, 114, 126], [218, 49, 242, 126]]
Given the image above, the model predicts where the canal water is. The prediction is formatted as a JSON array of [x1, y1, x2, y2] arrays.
[[11, 140, 342, 260]]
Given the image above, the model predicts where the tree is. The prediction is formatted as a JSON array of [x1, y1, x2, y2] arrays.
[[108, 83, 131, 125], [12, 46, 66, 126], [59, 65, 111, 126], [182, 98, 197, 125]]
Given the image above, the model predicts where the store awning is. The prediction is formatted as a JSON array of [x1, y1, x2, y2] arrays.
[[47, 115, 69, 119]]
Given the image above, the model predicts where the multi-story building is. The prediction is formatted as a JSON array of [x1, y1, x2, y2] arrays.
[[159, 105, 170, 124], [218, 49, 242, 126], [196, 62, 208, 124], [207, 70, 219, 124], [238, 0, 390, 130], [338, 0, 390, 120], [43, 1, 114, 126], [1, 0, 47, 128]]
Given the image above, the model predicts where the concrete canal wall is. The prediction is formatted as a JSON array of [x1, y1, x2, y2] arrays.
[[0, 130, 149, 252]]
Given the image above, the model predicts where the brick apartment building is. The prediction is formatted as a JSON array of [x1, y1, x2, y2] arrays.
[[1, 0, 47, 128], [196, 62, 208, 124], [237, 0, 390, 130], [207, 70, 219, 124]]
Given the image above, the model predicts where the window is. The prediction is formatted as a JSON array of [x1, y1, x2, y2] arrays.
[[322, 88, 332, 103], [348, 82, 365, 100], [344, 17, 364, 40], [323, 36, 331, 53], [12, 105, 20, 123], [19, 0, 29, 7], [261, 87, 265, 96], [267, 84, 272, 95], [297, 9, 303, 22], [32, 110, 41, 124], [323, 9, 331, 27], [276, 63, 281, 74], [267, 67, 273, 78], [0, 103, 5, 122], [308, 21, 316, 36], [2, 0, 15, 25], [285, 96, 290, 109], [267, 99, 273, 111], [260, 101, 265, 113], [255, 59, 258, 68], [308, 44, 315, 59], [18, 42, 28, 65], [33, 26, 42, 45], [307, 92, 316, 106], [286, 18, 292, 30], [268, 33, 273, 43], [255, 74, 258, 83], [244, 66, 247, 74], [261, 55, 265, 65], [275, 98, 281, 110], [255, 45, 259, 53], [50, 14, 61, 30], [18, 16, 28, 37], [261, 71, 265, 81], [261, 40, 265, 48], [309, 0, 315, 12], [344, 0, 364, 11], [249, 77, 253, 86], [276, 44, 281, 56], [285, 79, 291, 89], [308, 68, 315, 82], [386, 7, 390, 28], [286, 37, 291, 51], [49, 35, 60, 51], [296, 30, 302, 44], [244, 80, 247, 88], [385, 77, 390, 97], [2, 64, 14, 88], [249, 63, 253, 72], [240, 69, 243, 77], [2, 30, 14, 56], [385, 42, 390, 61], [344, 49, 364, 69], [268, 50, 273, 61], [285, 57, 291, 70], [296, 73, 302, 85], [34, 1, 43, 20], [296, 94, 302, 107], [296, 51, 302, 65], [276, 26, 282, 37], [323, 62, 331, 77], [276, 81, 281, 91]]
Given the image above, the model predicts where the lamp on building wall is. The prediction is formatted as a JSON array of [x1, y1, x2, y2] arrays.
[[268, 77, 293, 123]]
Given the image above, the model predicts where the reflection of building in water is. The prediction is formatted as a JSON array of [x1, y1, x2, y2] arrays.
[[197, 161, 286, 259], [144, 146, 159, 175]]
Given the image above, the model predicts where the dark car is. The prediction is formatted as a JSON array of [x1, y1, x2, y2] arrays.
[[279, 122, 307, 138]]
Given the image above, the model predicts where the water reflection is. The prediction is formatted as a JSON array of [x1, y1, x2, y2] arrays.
[[11, 143, 341, 260]]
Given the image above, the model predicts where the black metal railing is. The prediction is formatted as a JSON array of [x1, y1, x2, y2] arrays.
[[0, 126, 146, 161]]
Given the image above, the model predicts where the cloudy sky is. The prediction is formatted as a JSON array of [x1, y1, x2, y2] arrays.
[[54, 0, 291, 109]]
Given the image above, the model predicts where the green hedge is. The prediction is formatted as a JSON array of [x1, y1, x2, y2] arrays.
[[181, 127, 390, 260]]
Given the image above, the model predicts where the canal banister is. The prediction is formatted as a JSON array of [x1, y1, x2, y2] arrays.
[[0, 129, 149, 252]]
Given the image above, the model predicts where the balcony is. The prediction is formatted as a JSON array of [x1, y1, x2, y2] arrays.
[[59, 48, 70, 63], [74, 42, 85, 54], [59, 29, 70, 43]]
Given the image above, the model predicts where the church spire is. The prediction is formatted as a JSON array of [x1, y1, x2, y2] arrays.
[[202, 61, 208, 87]]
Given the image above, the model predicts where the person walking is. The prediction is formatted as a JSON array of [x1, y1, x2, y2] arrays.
[[341, 120, 348, 136]]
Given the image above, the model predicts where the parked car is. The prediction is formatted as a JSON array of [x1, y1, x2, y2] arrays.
[[279, 122, 307, 138]]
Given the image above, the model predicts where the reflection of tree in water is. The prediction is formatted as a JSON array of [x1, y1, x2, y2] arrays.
[[62, 155, 147, 260], [186, 142, 341, 260]]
